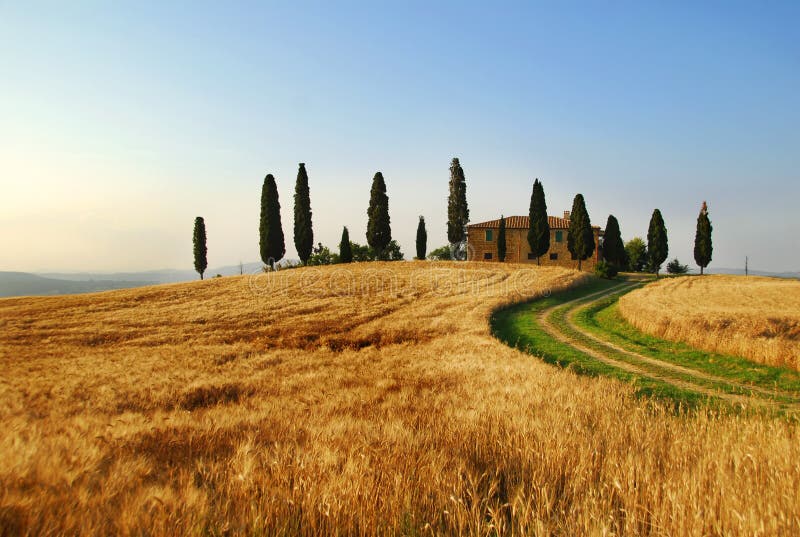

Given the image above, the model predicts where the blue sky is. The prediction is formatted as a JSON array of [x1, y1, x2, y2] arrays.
[[1, 1, 798, 272]]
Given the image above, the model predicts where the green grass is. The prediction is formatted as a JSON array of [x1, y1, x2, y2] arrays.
[[490, 278, 712, 409], [577, 296, 800, 397]]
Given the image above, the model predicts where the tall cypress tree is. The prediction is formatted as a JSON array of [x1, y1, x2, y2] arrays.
[[447, 157, 469, 257], [339, 226, 353, 263], [527, 178, 550, 265], [647, 208, 669, 277], [497, 215, 507, 262], [567, 194, 595, 270], [602, 215, 625, 268], [366, 172, 391, 259], [694, 201, 713, 275], [416, 216, 427, 260], [192, 216, 207, 280], [293, 163, 313, 264], [259, 173, 285, 270]]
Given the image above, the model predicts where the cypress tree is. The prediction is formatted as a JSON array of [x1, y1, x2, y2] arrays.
[[259, 173, 285, 269], [366, 172, 391, 259], [647, 208, 669, 277], [497, 215, 507, 262], [602, 215, 625, 268], [339, 226, 353, 263], [293, 163, 313, 264], [416, 216, 427, 260], [567, 194, 595, 270], [527, 178, 550, 265], [192, 216, 207, 280], [694, 201, 713, 275], [447, 157, 469, 257]]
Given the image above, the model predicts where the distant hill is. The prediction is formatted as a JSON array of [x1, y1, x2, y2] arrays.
[[707, 268, 800, 279], [38, 261, 269, 284], [0, 272, 157, 298], [2, 261, 299, 298]]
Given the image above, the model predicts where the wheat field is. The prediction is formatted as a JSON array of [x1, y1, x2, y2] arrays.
[[619, 275, 800, 371], [1, 263, 799, 536]]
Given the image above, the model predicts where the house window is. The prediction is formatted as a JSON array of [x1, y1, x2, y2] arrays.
[[555, 231, 563, 243], [485, 229, 493, 242], [484, 252, 493, 260], [527, 252, 536, 260], [550, 253, 558, 260]]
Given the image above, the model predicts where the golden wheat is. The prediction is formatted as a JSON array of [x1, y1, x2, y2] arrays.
[[619, 274, 800, 370], [1, 263, 799, 536]]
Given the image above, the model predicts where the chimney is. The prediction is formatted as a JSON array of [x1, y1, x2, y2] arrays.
[[563, 211, 570, 220]]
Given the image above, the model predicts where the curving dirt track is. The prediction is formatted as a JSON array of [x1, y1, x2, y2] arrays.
[[535, 281, 800, 413]]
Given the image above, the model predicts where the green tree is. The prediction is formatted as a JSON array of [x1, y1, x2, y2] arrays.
[[427, 245, 452, 261], [293, 163, 313, 264], [366, 171, 392, 259], [307, 242, 339, 266], [416, 216, 427, 260], [567, 194, 595, 270], [259, 173, 285, 269], [647, 209, 669, 277], [666, 258, 689, 274], [192, 216, 207, 280], [384, 240, 404, 261], [602, 215, 625, 268], [527, 178, 550, 265], [339, 227, 353, 263], [497, 215, 507, 262], [350, 242, 374, 262], [447, 157, 469, 258], [594, 260, 618, 279], [625, 237, 647, 272], [346, 240, 403, 262], [694, 201, 713, 275]]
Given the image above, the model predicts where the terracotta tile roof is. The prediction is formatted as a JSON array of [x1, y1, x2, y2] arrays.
[[467, 215, 601, 230]]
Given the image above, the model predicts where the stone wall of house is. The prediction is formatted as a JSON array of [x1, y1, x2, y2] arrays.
[[467, 228, 601, 270]]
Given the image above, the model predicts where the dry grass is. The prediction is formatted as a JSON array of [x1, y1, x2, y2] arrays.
[[619, 275, 800, 370], [1, 262, 799, 536]]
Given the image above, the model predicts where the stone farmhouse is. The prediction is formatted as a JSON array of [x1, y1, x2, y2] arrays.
[[466, 212, 603, 270]]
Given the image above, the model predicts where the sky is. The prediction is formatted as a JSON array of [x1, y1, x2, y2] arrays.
[[1, 0, 798, 273]]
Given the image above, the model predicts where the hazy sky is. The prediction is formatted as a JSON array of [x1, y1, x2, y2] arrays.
[[1, 1, 798, 273]]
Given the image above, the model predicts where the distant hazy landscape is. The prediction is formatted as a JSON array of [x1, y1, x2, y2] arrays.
[[0, 263, 265, 297], [1, 264, 796, 298]]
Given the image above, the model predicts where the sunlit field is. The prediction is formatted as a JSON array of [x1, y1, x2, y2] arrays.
[[620, 275, 800, 371], [1, 263, 799, 535]]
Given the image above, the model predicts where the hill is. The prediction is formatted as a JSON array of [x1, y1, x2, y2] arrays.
[[708, 267, 800, 279], [37, 261, 267, 285], [620, 275, 800, 369], [0, 271, 156, 297], [1, 263, 799, 535]]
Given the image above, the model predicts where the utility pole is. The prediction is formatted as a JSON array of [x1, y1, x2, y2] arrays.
[[745, 256, 748, 276]]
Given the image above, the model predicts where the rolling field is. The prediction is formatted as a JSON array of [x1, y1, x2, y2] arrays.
[[2, 263, 800, 535], [619, 275, 800, 370]]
